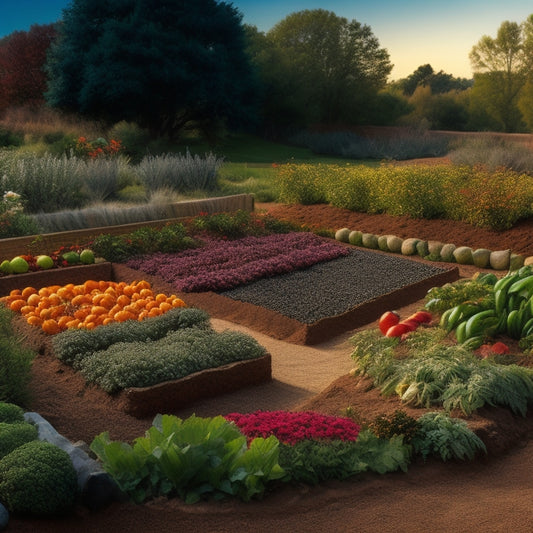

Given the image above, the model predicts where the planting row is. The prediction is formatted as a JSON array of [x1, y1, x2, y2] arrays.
[[277, 163, 533, 230], [335, 226, 529, 271]]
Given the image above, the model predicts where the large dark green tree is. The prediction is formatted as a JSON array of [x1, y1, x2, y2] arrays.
[[45, 0, 258, 138], [248, 9, 392, 130]]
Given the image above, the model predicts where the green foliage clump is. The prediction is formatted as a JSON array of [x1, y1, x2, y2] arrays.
[[0, 440, 78, 516], [412, 412, 487, 461], [367, 410, 419, 443], [278, 429, 410, 485], [91, 222, 198, 262], [0, 305, 36, 406], [0, 402, 25, 423], [78, 328, 267, 393], [191, 209, 300, 238], [91, 414, 285, 504], [52, 307, 209, 366], [0, 422, 38, 459], [53, 307, 266, 393]]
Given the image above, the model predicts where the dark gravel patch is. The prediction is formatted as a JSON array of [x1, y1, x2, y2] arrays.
[[219, 249, 447, 324]]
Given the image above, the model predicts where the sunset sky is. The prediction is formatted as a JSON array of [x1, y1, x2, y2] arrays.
[[1, 0, 532, 80]]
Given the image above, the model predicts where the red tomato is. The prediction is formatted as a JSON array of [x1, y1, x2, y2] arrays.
[[406, 311, 432, 324], [385, 323, 412, 338], [378, 311, 400, 334], [399, 319, 420, 332]]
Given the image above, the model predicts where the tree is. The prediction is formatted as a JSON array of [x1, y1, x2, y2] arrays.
[[469, 19, 532, 131], [396, 64, 472, 96], [253, 9, 392, 129], [45, 0, 258, 138], [0, 24, 57, 113]]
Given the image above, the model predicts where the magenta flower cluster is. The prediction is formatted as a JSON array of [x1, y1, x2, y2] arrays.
[[224, 410, 361, 445], [125, 232, 349, 292]]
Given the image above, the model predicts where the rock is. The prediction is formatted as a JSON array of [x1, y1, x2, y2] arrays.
[[524, 256, 533, 267], [427, 241, 444, 256], [335, 228, 351, 243], [490, 250, 511, 271], [361, 233, 379, 249], [416, 240, 429, 257], [440, 243, 456, 262], [510, 254, 525, 271], [348, 230, 363, 246], [24, 412, 121, 511], [0, 503, 8, 530], [472, 249, 491, 268], [401, 238, 420, 256], [386, 235, 403, 253], [453, 246, 473, 265], [377, 235, 390, 251]]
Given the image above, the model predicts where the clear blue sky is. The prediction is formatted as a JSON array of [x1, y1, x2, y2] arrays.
[[1, 0, 532, 80]]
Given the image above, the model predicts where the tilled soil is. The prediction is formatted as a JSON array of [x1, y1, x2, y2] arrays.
[[8, 202, 533, 532]]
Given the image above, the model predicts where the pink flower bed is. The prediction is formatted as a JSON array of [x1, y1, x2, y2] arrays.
[[124, 232, 349, 292], [225, 410, 361, 445]]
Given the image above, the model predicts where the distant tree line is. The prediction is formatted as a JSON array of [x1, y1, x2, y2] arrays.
[[1, 1, 533, 138]]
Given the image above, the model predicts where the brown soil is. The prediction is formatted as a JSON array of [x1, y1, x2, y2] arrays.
[[9, 199, 533, 532]]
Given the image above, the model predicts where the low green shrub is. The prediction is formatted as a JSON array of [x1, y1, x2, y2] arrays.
[[78, 327, 267, 393], [367, 410, 419, 443], [412, 412, 487, 461], [91, 414, 285, 504], [0, 440, 78, 516], [0, 402, 25, 423], [52, 307, 210, 366], [0, 422, 38, 459]]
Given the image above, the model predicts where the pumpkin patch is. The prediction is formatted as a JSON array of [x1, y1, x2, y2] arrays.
[[0, 279, 186, 334]]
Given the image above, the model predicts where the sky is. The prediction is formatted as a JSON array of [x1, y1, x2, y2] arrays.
[[1, 0, 533, 80]]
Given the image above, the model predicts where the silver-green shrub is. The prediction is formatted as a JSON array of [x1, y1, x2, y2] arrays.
[[136, 151, 223, 192]]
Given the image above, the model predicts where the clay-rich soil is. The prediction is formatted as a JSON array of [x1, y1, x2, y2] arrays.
[[9, 200, 533, 532]]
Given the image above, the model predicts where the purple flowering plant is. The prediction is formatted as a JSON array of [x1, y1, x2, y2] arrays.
[[125, 232, 349, 292]]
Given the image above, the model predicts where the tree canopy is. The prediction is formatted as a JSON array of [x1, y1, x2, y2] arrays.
[[0, 24, 56, 112], [45, 0, 258, 138], [247, 9, 392, 130], [469, 17, 533, 131]]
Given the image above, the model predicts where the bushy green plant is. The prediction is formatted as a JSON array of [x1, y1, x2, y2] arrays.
[[90, 222, 199, 262], [278, 430, 410, 485], [0, 305, 36, 406], [108, 121, 151, 162], [52, 307, 209, 366], [78, 327, 267, 393], [0, 190, 41, 238], [412, 412, 487, 461], [91, 414, 285, 504], [0, 422, 38, 459], [0, 127, 24, 147], [0, 402, 25, 423], [0, 440, 78, 516]]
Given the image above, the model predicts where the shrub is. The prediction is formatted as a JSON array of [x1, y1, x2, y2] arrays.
[[412, 412, 487, 461], [0, 440, 78, 516], [0, 190, 41, 238], [0, 402, 25, 423], [107, 121, 151, 162], [367, 410, 419, 443], [136, 151, 222, 192], [91, 414, 285, 504], [0, 422, 38, 459]]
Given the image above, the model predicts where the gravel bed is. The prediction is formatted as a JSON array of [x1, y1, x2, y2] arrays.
[[219, 249, 447, 324]]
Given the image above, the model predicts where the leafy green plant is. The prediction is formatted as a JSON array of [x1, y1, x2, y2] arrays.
[[90, 414, 285, 504], [0, 402, 25, 423], [411, 412, 487, 461]]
